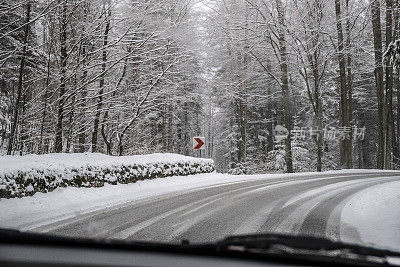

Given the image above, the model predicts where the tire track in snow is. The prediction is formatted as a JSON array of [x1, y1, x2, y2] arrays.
[[31, 172, 400, 244], [122, 174, 354, 242], [165, 174, 392, 243], [298, 178, 400, 237]]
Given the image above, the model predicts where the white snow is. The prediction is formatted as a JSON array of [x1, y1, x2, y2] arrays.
[[0, 153, 215, 197], [0, 153, 213, 174], [1, 161, 400, 253], [0, 173, 264, 231], [0, 170, 349, 229], [341, 181, 400, 251], [25, 184, 34, 192], [0, 152, 393, 177], [0, 169, 396, 232]]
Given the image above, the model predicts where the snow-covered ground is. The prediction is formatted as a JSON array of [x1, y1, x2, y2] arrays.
[[0, 169, 395, 230], [0, 169, 360, 230], [341, 181, 400, 251], [1, 167, 400, 253], [0, 172, 263, 230]]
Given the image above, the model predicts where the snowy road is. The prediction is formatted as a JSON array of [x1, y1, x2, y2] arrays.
[[27, 171, 400, 248]]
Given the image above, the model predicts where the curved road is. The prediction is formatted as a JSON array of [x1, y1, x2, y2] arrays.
[[34, 172, 400, 245]]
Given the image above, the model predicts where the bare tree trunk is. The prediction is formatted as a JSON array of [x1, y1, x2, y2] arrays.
[[167, 97, 173, 151], [18, 93, 27, 155], [77, 71, 87, 153], [76, 2, 90, 153], [7, 2, 31, 155], [55, 0, 68, 153], [385, 0, 394, 169], [66, 95, 75, 152], [76, 87, 88, 152], [335, 0, 350, 169], [371, 0, 386, 169], [264, 61, 274, 153], [40, 45, 51, 154], [101, 110, 112, 155], [162, 102, 167, 151], [393, 0, 400, 163], [118, 134, 124, 156], [240, 2, 249, 167], [397, 72, 400, 163], [91, 5, 110, 152], [276, 0, 293, 173], [313, 63, 323, 172], [237, 52, 248, 165], [345, 0, 353, 168], [39, 92, 48, 154], [236, 98, 246, 164]]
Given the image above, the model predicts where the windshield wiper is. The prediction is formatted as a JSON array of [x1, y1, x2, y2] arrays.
[[2, 228, 400, 266], [216, 233, 400, 266]]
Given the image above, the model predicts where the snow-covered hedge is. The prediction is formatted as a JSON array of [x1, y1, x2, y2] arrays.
[[0, 153, 215, 198]]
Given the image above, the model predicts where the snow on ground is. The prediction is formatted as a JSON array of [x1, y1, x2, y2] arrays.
[[0, 173, 262, 230], [0, 169, 395, 232], [341, 181, 400, 251]]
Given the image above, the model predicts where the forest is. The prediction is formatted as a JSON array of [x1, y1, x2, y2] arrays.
[[1, 0, 400, 174]]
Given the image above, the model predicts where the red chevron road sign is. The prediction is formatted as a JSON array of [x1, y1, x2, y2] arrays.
[[193, 137, 205, 150]]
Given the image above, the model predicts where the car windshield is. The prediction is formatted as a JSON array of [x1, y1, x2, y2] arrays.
[[1, 0, 400, 258]]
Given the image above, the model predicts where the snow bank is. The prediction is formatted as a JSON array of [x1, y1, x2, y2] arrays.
[[341, 181, 400, 251], [0, 153, 214, 198]]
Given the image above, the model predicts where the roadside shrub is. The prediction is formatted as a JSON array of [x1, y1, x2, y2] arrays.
[[0, 153, 215, 199]]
